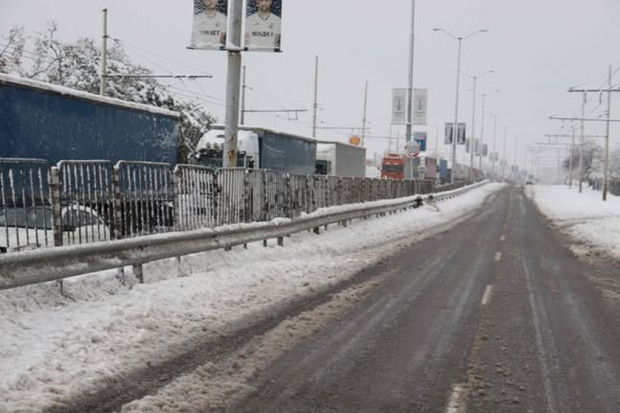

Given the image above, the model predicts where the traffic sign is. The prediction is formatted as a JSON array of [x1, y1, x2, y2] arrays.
[[404, 141, 420, 158]]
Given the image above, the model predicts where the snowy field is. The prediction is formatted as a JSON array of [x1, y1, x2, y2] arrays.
[[526, 184, 620, 261], [2, 182, 618, 412]]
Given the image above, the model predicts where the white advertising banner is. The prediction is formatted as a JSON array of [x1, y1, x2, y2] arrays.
[[412, 88, 428, 125], [245, 0, 282, 52], [189, 0, 228, 50], [445, 123, 453, 144], [391, 88, 406, 125]]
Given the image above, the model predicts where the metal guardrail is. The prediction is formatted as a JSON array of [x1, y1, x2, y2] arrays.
[[0, 182, 486, 290]]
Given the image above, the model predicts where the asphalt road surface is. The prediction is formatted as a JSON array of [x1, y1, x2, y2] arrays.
[[229, 186, 620, 413]]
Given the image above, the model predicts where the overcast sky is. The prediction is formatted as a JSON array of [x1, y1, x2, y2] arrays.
[[2, 0, 620, 172]]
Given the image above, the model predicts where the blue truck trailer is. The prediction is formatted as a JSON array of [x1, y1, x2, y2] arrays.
[[0, 73, 180, 164], [194, 125, 317, 175]]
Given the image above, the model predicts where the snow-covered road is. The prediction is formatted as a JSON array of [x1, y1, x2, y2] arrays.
[[1, 182, 618, 412]]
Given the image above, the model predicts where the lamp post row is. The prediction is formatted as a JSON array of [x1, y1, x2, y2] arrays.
[[433, 28, 489, 183]]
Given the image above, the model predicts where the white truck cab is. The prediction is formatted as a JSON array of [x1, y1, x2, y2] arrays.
[[194, 129, 260, 169]]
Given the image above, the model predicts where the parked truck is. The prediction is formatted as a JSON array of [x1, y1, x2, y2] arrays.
[[0, 73, 181, 240], [0, 73, 180, 164], [315, 141, 366, 177], [194, 125, 317, 175]]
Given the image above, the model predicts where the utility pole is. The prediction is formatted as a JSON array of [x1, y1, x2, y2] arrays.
[[100, 8, 108, 96], [223, 0, 243, 168], [240, 65, 247, 125], [567, 67, 620, 201], [604, 65, 612, 201], [362, 81, 368, 146], [312, 56, 318, 138]]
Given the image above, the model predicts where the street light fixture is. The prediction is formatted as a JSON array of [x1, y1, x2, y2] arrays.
[[433, 28, 488, 183]]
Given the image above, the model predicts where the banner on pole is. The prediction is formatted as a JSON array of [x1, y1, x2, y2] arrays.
[[444, 123, 453, 144], [245, 0, 282, 52], [189, 0, 228, 50], [391, 88, 406, 125], [482, 144, 488, 157], [412, 89, 428, 125], [444, 122, 466, 144], [456, 123, 466, 144]]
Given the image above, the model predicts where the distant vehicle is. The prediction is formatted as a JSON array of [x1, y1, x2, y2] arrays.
[[380, 153, 407, 179], [410, 156, 438, 180], [194, 126, 317, 175], [380, 153, 439, 180], [0, 203, 110, 253], [315, 141, 366, 177], [0, 73, 181, 164], [525, 180, 534, 185]]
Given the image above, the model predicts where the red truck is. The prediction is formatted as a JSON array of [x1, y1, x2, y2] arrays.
[[380, 153, 406, 179]]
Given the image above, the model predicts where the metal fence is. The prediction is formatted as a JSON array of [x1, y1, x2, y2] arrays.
[[588, 177, 620, 196], [0, 158, 443, 253], [0, 158, 51, 252]]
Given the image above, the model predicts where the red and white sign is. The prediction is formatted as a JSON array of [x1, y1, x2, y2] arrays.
[[404, 141, 420, 158]]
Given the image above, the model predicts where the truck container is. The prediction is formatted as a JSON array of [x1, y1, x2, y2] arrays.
[[315, 141, 366, 177], [409, 156, 438, 180], [194, 125, 317, 175], [439, 159, 449, 183], [0, 73, 180, 164]]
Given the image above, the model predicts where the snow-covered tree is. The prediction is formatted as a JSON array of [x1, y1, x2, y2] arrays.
[[562, 141, 606, 184], [1, 23, 215, 164], [0, 27, 26, 76]]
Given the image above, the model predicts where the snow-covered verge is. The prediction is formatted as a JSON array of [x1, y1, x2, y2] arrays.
[[526, 184, 620, 262], [0, 183, 505, 412]]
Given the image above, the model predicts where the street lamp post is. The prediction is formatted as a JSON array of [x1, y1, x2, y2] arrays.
[[433, 28, 488, 183], [479, 89, 500, 173], [488, 112, 505, 180], [464, 70, 493, 181]]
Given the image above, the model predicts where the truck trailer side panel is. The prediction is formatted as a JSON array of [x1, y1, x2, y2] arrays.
[[259, 130, 316, 175], [334, 143, 366, 177], [0, 74, 180, 164]]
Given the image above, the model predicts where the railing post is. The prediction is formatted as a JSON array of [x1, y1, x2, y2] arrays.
[[133, 263, 144, 283], [112, 165, 123, 240], [284, 173, 292, 218], [172, 165, 182, 231], [261, 169, 269, 222], [49, 166, 63, 247], [244, 169, 251, 222]]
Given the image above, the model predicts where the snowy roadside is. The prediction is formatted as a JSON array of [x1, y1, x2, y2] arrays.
[[0, 183, 504, 412], [526, 184, 620, 261]]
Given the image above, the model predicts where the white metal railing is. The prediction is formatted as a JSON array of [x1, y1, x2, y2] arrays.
[[1, 158, 460, 254]]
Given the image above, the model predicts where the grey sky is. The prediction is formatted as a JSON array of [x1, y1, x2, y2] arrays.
[[2, 0, 619, 172]]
